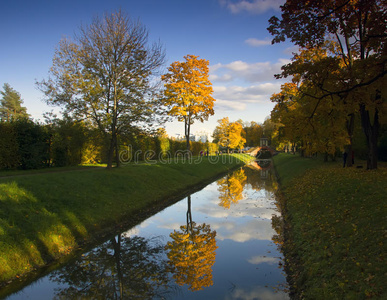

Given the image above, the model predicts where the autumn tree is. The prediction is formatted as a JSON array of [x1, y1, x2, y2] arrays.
[[0, 83, 29, 121], [212, 117, 246, 152], [243, 121, 263, 147], [162, 55, 215, 151], [37, 10, 165, 168], [271, 77, 349, 159], [268, 0, 387, 169]]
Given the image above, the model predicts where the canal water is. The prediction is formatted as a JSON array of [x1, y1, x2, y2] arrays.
[[5, 162, 289, 300]]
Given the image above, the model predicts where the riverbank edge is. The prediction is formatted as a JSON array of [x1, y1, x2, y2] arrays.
[[0, 154, 255, 295], [272, 153, 386, 299]]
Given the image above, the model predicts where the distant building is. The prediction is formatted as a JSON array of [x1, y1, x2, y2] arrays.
[[199, 135, 208, 143], [260, 136, 269, 147], [189, 135, 196, 142]]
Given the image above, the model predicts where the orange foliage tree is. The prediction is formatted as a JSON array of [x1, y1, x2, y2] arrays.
[[162, 55, 215, 151]]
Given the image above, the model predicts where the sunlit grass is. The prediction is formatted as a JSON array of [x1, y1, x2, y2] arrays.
[[273, 153, 387, 299], [0, 154, 249, 286]]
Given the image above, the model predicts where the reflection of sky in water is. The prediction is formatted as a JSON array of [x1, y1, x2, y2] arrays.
[[123, 167, 289, 299], [6, 167, 289, 300]]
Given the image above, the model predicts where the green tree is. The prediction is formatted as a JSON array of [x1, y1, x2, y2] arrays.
[[0, 83, 29, 121], [37, 10, 165, 168], [162, 55, 215, 151], [13, 119, 49, 169], [0, 122, 19, 169]]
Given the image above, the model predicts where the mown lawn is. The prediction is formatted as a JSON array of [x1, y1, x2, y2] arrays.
[[273, 153, 386, 299], [0, 154, 253, 288]]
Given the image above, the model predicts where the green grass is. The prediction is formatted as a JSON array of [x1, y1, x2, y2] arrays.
[[0, 154, 251, 286], [273, 153, 387, 299]]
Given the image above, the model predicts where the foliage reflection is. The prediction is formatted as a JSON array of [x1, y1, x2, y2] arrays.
[[49, 235, 175, 299], [165, 196, 218, 291], [217, 168, 247, 209]]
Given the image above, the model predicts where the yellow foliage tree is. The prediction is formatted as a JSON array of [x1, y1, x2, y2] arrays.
[[212, 117, 246, 152], [162, 55, 215, 151]]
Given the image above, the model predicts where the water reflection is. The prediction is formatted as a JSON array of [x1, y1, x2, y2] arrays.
[[5, 163, 289, 300], [217, 169, 247, 209], [49, 235, 175, 299]]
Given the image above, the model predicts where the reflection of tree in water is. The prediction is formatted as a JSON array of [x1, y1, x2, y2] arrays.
[[165, 196, 217, 292], [217, 168, 247, 209], [244, 162, 277, 193], [50, 235, 175, 299]]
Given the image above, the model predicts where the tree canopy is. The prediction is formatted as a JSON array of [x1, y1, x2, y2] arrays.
[[0, 83, 29, 122], [212, 117, 246, 151], [268, 0, 387, 168], [162, 54, 215, 151], [37, 10, 165, 168]]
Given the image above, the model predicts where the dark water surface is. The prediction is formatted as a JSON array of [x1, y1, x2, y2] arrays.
[[5, 162, 289, 299]]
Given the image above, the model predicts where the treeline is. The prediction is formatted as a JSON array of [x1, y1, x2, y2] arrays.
[[0, 117, 218, 171]]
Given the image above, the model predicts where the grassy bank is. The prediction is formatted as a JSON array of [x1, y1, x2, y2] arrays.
[[0, 154, 253, 287], [273, 153, 386, 299]]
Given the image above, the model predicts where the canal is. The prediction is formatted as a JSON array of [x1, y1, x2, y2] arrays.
[[5, 161, 289, 299]]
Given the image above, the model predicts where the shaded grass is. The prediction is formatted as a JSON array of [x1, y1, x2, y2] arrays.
[[273, 153, 387, 299], [0, 154, 251, 286]]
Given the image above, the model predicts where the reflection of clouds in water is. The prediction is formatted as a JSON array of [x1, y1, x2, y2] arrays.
[[122, 227, 141, 238], [197, 200, 280, 221], [247, 256, 279, 265], [158, 222, 181, 231], [225, 286, 289, 300], [215, 220, 275, 242]]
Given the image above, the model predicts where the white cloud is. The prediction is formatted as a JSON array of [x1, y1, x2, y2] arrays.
[[210, 59, 289, 83], [220, 0, 285, 14], [208, 59, 289, 113], [215, 99, 247, 111], [212, 83, 281, 110], [245, 38, 272, 47]]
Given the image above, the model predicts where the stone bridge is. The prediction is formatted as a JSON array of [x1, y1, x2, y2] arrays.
[[249, 146, 276, 157]]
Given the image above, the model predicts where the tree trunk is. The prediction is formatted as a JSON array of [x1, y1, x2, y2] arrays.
[[345, 113, 355, 167], [115, 136, 120, 168], [185, 118, 190, 151], [107, 134, 116, 169], [111, 235, 124, 300], [360, 104, 379, 169], [107, 82, 119, 169], [186, 196, 193, 233]]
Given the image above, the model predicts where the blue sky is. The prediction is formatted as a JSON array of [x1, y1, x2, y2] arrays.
[[0, 0, 295, 138]]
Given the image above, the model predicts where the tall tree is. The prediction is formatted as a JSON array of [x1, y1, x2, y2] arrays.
[[0, 83, 29, 121], [37, 10, 165, 168], [162, 55, 215, 151], [268, 0, 387, 169]]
